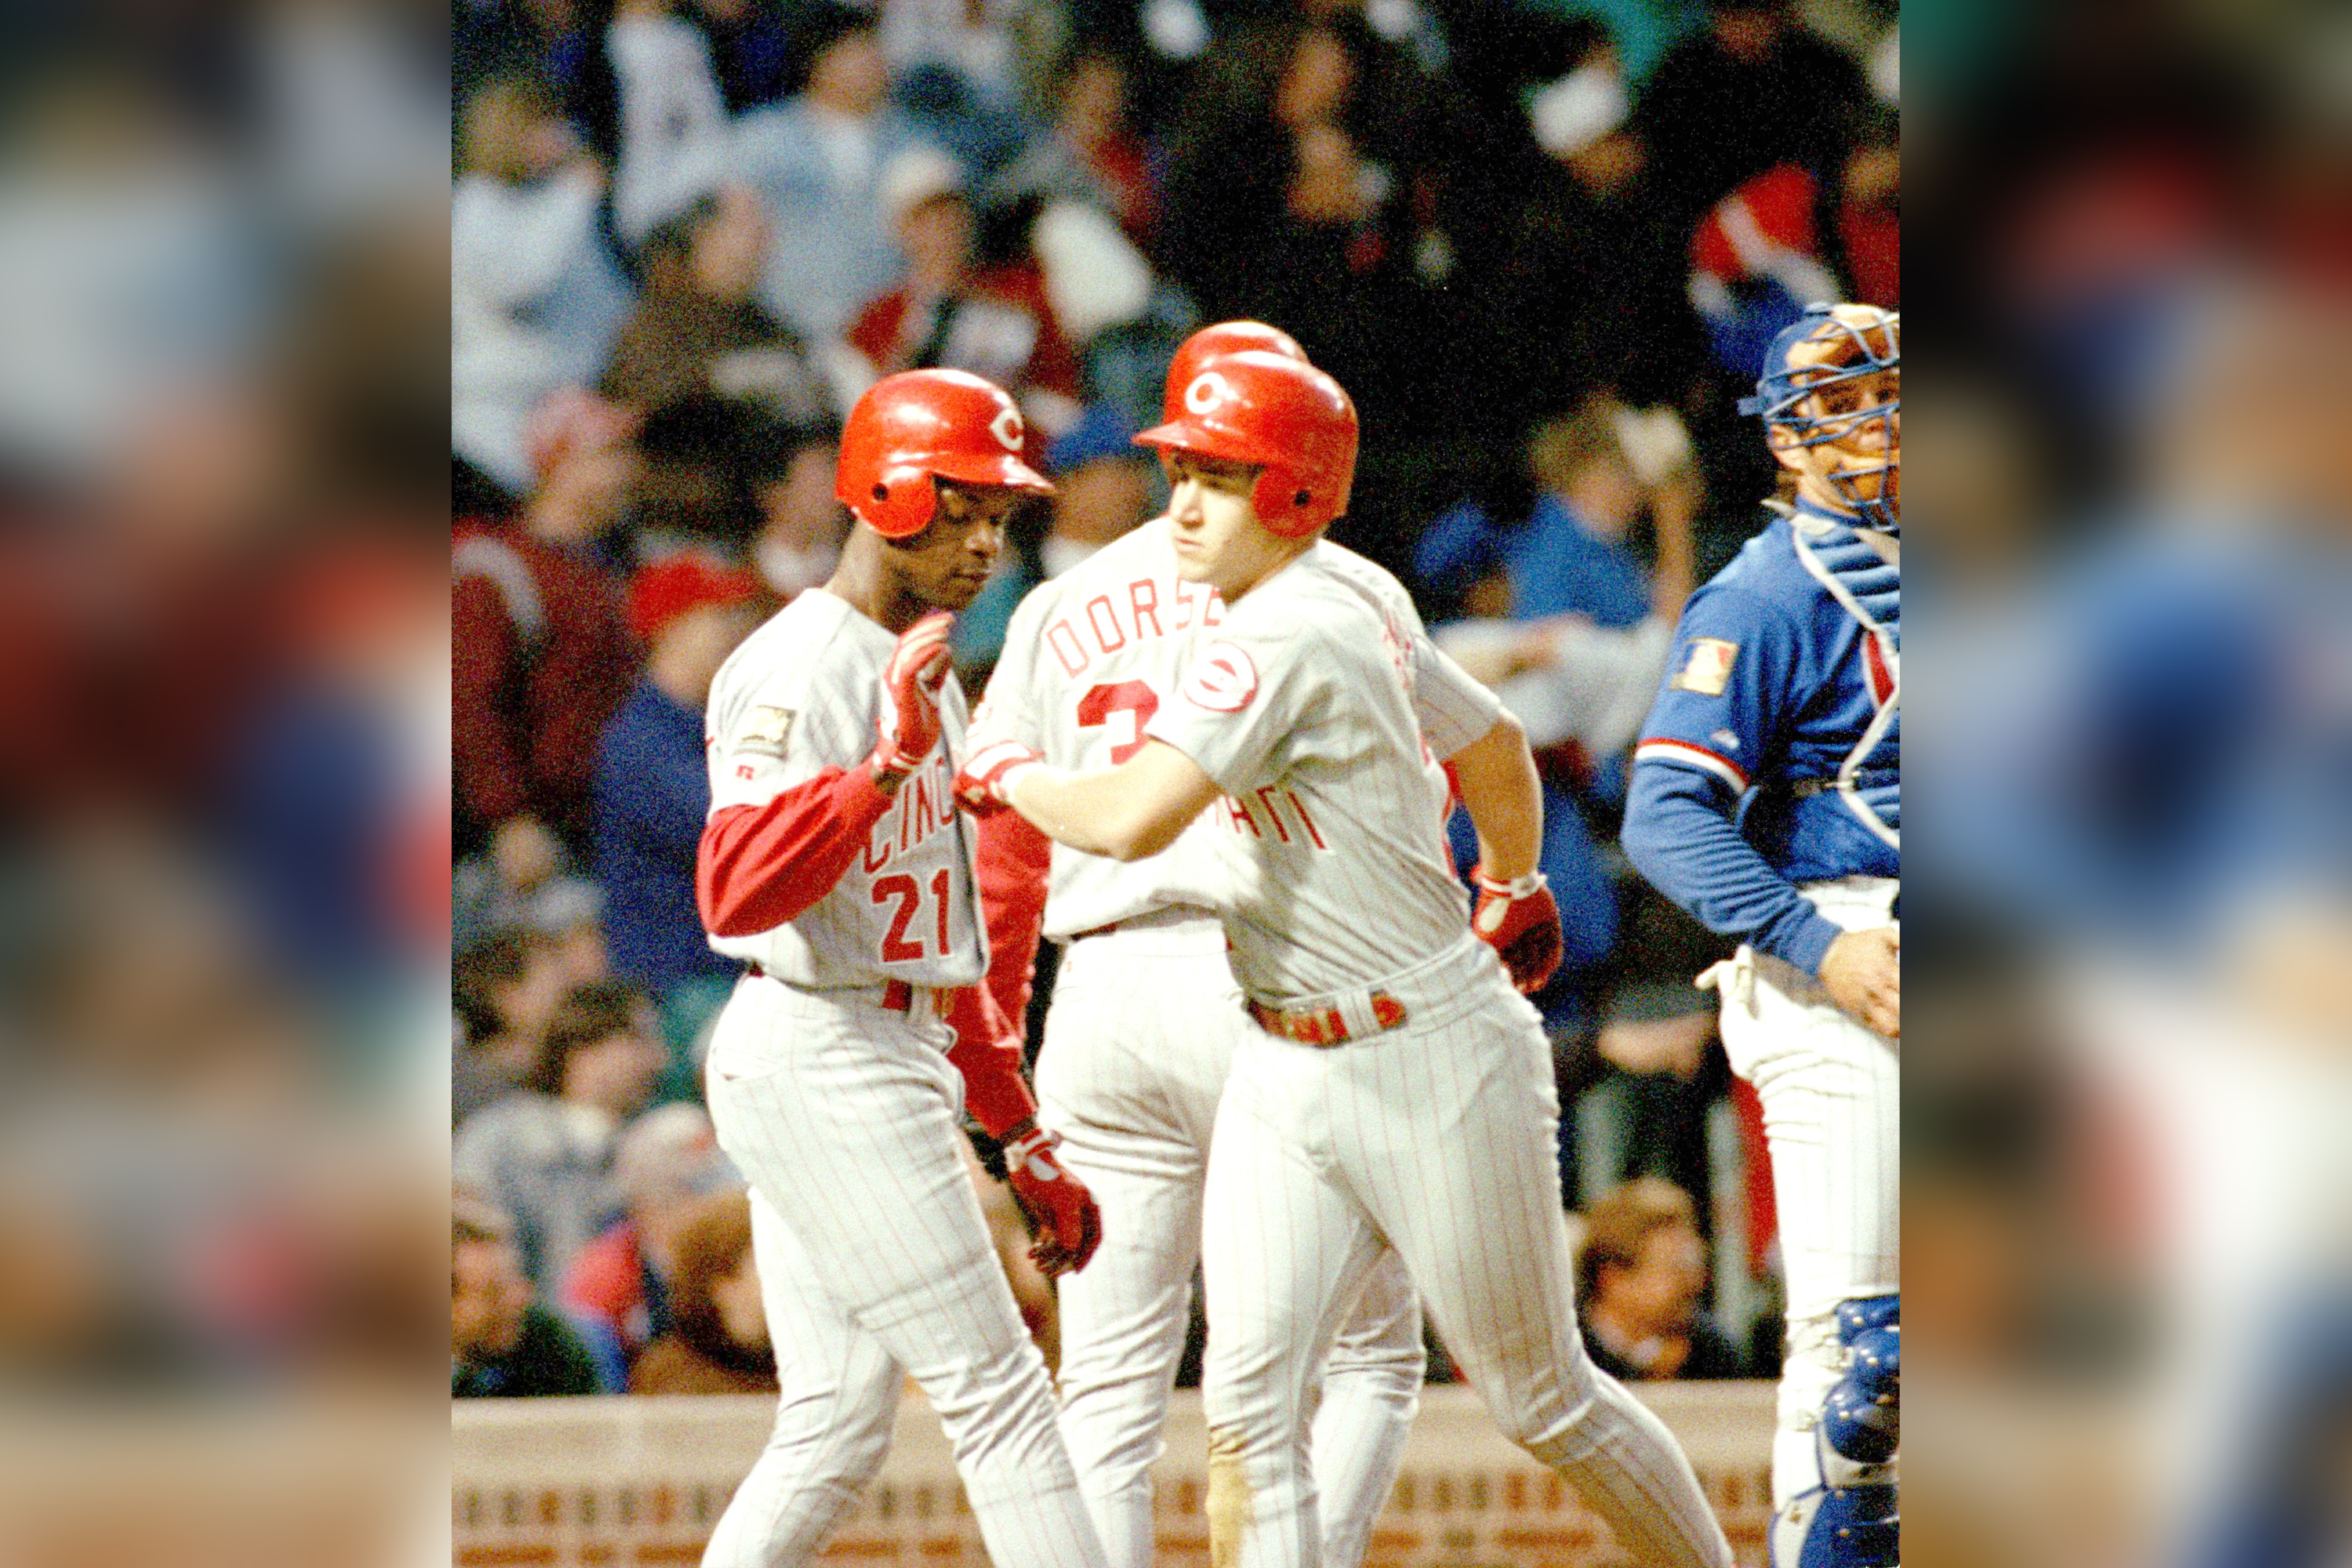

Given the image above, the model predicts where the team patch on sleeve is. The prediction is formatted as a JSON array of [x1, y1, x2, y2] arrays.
[[1181, 641, 1259, 713], [735, 705, 796, 756], [1670, 637, 1740, 695]]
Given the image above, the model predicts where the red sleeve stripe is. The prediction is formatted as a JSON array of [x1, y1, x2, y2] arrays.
[[696, 766, 894, 938], [1633, 739, 1750, 793]]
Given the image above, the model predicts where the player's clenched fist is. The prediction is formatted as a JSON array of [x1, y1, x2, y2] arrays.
[[1820, 925, 1900, 1039], [954, 739, 1045, 815], [869, 611, 955, 783], [1472, 868, 1564, 995], [1000, 1119, 1101, 1277]]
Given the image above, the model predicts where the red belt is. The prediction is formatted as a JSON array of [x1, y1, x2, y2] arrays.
[[749, 967, 933, 1014], [1247, 992, 1409, 1047]]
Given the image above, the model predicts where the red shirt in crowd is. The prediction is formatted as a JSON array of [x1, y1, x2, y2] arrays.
[[452, 518, 638, 842]]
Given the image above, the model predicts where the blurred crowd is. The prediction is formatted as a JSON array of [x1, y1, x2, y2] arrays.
[[0, 0, 2343, 1559], [0, 3, 451, 1561], [451, 0, 1902, 1399]]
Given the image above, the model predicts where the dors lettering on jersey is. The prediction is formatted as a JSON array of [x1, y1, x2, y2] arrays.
[[1045, 572, 1222, 679], [863, 752, 958, 873]]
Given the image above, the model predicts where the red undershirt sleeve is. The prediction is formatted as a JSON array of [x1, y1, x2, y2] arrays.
[[696, 765, 894, 938], [940, 982, 1037, 1138], [974, 808, 1053, 1040]]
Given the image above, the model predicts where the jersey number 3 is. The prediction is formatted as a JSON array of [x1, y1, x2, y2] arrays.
[[872, 868, 953, 962], [1076, 680, 1160, 765]]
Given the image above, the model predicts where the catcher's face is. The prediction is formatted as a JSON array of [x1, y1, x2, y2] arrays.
[[891, 481, 1021, 611], [1164, 451, 1295, 600], [1774, 363, 1900, 524]]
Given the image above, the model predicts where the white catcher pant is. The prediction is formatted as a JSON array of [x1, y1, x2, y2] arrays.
[[1037, 915, 1422, 1568], [702, 973, 1106, 1568], [1705, 876, 1900, 1511], [1200, 934, 1733, 1568]]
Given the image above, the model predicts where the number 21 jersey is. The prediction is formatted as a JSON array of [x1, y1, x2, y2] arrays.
[[703, 587, 984, 987]]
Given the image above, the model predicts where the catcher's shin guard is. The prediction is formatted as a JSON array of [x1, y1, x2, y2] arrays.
[[1772, 1294, 1900, 1567]]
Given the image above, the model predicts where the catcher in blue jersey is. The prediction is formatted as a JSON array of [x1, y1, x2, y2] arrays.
[[1621, 303, 1900, 1568]]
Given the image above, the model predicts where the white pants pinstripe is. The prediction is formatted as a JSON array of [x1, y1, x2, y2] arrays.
[[1039, 922, 1423, 1568], [702, 975, 1106, 1568], [1200, 939, 1733, 1568], [1710, 877, 1900, 1512]]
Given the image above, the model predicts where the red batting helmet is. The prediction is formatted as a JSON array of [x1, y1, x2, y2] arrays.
[[1136, 350, 1357, 539], [837, 369, 1052, 540], [1162, 320, 1305, 426]]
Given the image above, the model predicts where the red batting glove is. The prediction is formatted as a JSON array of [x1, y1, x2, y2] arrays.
[[1001, 1119, 1101, 1278], [1472, 867, 1563, 994], [869, 612, 954, 781], [954, 738, 1045, 815]]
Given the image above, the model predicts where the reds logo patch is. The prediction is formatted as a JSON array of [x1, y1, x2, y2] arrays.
[[989, 404, 1024, 452], [1181, 641, 1259, 712], [1184, 371, 1233, 416], [1671, 638, 1739, 696]]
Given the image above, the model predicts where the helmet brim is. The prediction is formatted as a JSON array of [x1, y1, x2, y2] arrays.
[[1134, 418, 1284, 472], [927, 450, 1055, 495]]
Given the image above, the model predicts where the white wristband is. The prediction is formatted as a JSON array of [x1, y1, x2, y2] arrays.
[[1476, 869, 1547, 901]]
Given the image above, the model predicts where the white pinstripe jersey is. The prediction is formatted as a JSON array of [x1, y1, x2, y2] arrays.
[[1143, 543, 1503, 1004], [972, 517, 1233, 938], [702, 587, 985, 987]]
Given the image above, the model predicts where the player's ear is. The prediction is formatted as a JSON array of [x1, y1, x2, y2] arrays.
[[1764, 423, 1809, 475]]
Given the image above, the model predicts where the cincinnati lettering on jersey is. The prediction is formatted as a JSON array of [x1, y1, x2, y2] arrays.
[[864, 753, 958, 873], [1217, 787, 1331, 851], [1044, 573, 1222, 679]]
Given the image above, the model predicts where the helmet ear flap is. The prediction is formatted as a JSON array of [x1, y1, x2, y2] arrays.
[[872, 464, 938, 539], [1251, 468, 1323, 539]]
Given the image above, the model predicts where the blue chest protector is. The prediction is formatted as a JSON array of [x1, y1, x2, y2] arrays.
[[1786, 508, 1900, 849]]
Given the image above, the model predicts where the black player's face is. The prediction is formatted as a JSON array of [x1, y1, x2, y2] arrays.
[[891, 481, 1019, 611]]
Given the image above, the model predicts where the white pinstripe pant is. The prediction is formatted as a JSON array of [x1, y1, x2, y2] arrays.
[[1711, 878, 1901, 1512], [1039, 922, 1423, 1568], [701, 975, 1106, 1568], [1200, 944, 1733, 1568]]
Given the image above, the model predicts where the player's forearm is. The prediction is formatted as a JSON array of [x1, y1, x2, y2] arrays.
[[1004, 742, 1220, 863], [1621, 761, 1844, 976], [1007, 765, 1182, 861], [1449, 712, 1544, 880], [940, 985, 1038, 1138], [696, 766, 895, 937]]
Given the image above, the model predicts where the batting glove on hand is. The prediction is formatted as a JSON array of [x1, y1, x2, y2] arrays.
[[870, 612, 955, 782], [954, 739, 1045, 815], [1472, 868, 1563, 995], [1001, 1119, 1101, 1277]]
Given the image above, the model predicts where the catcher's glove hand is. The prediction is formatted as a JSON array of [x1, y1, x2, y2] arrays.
[[1000, 1118, 1101, 1277], [1472, 867, 1563, 994]]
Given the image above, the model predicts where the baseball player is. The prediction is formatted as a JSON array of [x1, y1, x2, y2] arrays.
[[694, 368, 1110, 1568], [1620, 303, 1900, 1568], [962, 321, 1425, 1568], [960, 350, 1734, 1568]]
